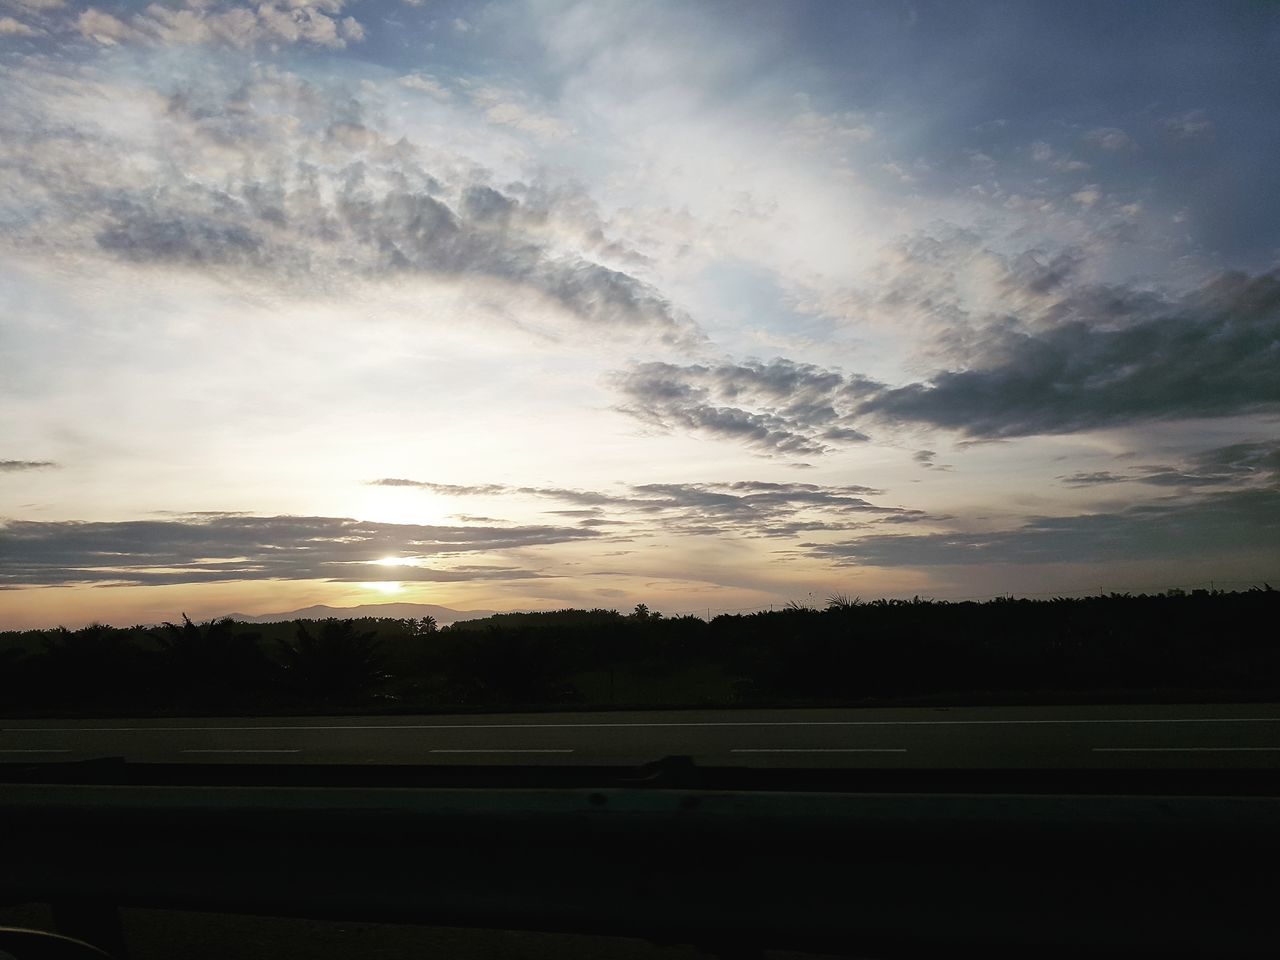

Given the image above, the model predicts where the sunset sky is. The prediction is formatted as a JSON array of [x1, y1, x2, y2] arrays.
[[2, 0, 1278, 628]]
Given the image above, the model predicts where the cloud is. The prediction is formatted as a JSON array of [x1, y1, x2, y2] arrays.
[[0, 514, 597, 587], [399, 73, 451, 101], [851, 270, 1280, 438], [1030, 140, 1089, 172], [1058, 471, 1129, 487], [372, 480, 511, 496], [808, 488, 1280, 567], [1162, 109, 1214, 141], [0, 14, 39, 34], [367, 476, 922, 540], [612, 359, 868, 457], [1071, 184, 1101, 207], [1082, 126, 1135, 152], [0, 459, 58, 471], [0, 69, 692, 341], [72, 2, 364, 50], [465, 84, 572, 142], [74, 7, 139, 44], [1060, 441, 1280, 488], [95, 211, 266, 266]]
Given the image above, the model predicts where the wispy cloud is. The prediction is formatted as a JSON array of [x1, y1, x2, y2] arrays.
[[808, 488, 1280, 567], [0, 515, 596, 587], [1060, 442, 1280, 488], [368, 477, 926, 540], [0, 460, 58, 471]]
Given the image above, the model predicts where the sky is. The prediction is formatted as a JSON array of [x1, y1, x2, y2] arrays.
[[1, 0, 1278, 628]]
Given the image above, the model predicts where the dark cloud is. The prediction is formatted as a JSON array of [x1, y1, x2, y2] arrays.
[[3, 75, 691, 342], [0, 460, 58, 471], [1059, 471, 1129, 487], [853, 271, 1280, 438], [807, 488, 1280, 567], [1001, 249, 1085, 298], [614, 268, 1278, 452], [874, 512, 941, 524], [82, 171, 690, 338], [1060, 441, 1280, 488], [612, 359, 868, 457], [96, 210, 265, 265], [0, 514, 596, 587]]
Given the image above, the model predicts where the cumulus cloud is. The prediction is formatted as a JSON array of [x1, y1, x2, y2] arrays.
[[612, 359, 868, 457], [74, 7, 138, 44], [1071, 184, 1101, 207], [0, 14, 39, 34], [851, 270, 1280, 438], [0, 514, 596, 587], [807, 488, 1280, 568]]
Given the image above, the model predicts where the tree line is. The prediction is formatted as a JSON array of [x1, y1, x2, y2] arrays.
[[1, 588, 1277, 717]]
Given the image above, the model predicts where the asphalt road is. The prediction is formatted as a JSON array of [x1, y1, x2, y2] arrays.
[[4, 703, 1280, 769]]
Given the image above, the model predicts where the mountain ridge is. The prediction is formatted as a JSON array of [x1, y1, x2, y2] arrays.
[[223, 602, 498, 626]]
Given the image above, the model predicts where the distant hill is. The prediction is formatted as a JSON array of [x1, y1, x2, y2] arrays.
[[223, 602, 498, 626]]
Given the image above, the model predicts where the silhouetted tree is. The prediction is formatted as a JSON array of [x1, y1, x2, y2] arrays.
[[150, 614, 273, 706], [34, 624, 155, 710], [278, 619, 387, 703]]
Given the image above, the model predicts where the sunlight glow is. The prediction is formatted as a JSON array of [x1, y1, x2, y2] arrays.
[[362, 581, 404, 595]]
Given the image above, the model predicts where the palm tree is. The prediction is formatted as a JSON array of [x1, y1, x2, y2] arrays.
[[150, 614, 272, 705], [278, 619, 387, 703]]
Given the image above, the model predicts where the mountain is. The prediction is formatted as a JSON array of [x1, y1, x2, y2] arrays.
[[223, 602, 498, 626]]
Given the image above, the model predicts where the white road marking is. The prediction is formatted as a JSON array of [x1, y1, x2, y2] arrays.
[[11, 716, 1280, 733], [0, 749, 72, 753], [1093, 746, 1280, 753], [180, 749, 301, 754], [429, 749, 574, 754], [732, 748, 907, 753]]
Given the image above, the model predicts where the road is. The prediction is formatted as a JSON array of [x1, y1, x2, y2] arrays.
[[5, 703, 1280, 768]]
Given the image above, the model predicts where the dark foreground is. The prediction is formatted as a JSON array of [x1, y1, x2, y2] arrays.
[[3, 730, 1279, 959]]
